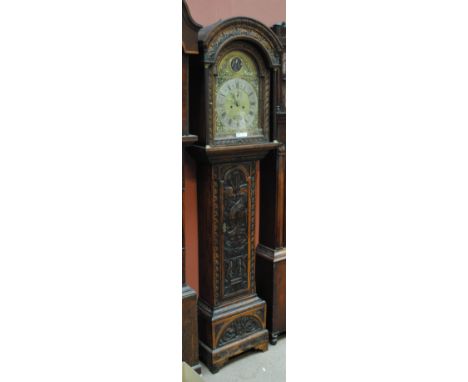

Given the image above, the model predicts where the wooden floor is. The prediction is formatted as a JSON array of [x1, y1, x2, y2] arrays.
[[200, 336, 286, 382]]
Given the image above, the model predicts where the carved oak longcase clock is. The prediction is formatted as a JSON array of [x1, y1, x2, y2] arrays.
[[188, 17, 283, 373]]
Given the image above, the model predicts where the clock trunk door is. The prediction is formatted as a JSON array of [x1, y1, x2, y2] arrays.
[[218, 162, 255, 302]]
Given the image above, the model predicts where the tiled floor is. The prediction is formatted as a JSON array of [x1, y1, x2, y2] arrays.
[[200, 337, 286, 382]]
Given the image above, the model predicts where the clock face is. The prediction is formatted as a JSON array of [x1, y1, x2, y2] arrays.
[[216, 78, 258, 132], [215, 50, 262, 140]]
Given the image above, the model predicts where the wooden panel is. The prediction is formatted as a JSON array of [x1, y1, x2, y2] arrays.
[[182, 287, 201, 373], [259, 147, 285, 249], [255, 252, 286, 344], [183, 154, 199, 292], [272, 260, 286, 335], [182, 2, 201, 373], [182, 53, 189, 135], [196, 162, 215, 304]]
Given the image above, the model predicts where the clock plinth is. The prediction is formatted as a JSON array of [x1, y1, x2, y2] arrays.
[[198, 296, 268, 373]]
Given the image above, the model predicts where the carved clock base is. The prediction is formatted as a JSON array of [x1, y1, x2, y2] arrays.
[[198, 295, 269, 373], [200, 330, 268, 373]]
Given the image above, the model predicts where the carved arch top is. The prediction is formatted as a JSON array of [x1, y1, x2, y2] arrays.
[[199, 17, 283, 67]]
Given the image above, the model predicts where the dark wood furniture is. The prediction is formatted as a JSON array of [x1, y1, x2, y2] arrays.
[[182, 0, 201, 374], [256, 22, 286, 345], [188, 17, 283, 373]]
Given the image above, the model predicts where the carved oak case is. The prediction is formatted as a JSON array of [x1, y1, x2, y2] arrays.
[[188, 17, 282, 373]]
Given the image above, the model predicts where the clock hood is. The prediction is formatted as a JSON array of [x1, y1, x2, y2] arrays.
[[198, 17, 283, 68]]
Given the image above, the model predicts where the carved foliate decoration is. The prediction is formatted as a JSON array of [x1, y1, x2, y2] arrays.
[[217, 316, 262, 347], [249, 164, 256, 290], [210, 136, 267, 146], [200, 18, 282, 68], [213, 169, 220, 303], [223, 168, 249, 296], [271, 22, 286, 49], [196, 17, 282, 147], [212, 162, 256, 303], [272, 22, 286, 112]]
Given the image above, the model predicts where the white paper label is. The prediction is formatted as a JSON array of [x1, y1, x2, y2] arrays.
[[236, 132, 248, 138]]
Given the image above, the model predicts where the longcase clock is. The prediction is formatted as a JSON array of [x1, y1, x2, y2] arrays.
[[188, 17, 283, 373]]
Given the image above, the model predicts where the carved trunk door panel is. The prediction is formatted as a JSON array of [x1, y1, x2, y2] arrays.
[[216, 162, 256, 302]]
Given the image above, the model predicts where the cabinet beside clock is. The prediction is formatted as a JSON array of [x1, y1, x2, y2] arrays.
[[182, 0, 201, 374], [189, 16, 283, 373], [256, 21, 287, 345]]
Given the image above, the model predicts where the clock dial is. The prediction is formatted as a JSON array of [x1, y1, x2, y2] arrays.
[[216, 78, 258, 132], [215, 51, 262, 139]]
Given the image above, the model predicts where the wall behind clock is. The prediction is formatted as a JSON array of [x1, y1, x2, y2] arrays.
[[183, 0, 285, 293], [186, 0, 285, 27]]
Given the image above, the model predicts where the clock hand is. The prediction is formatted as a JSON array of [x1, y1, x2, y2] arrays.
[[229, 94, 239, 107], [234, 92, 240, 107]]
